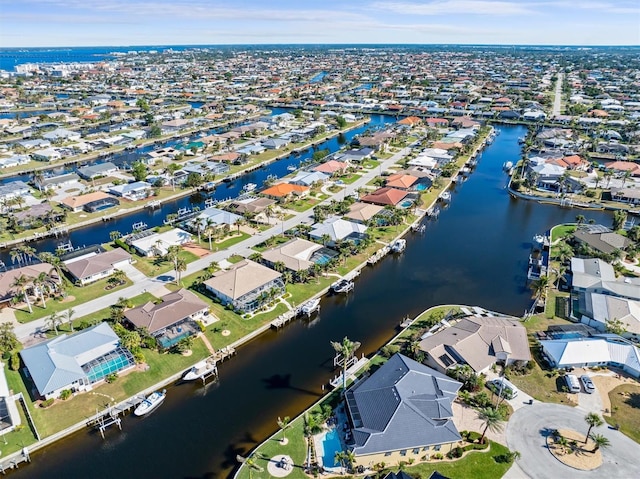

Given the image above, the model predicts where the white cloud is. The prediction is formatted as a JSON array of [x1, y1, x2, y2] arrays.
[[372, 1, 538, 16]]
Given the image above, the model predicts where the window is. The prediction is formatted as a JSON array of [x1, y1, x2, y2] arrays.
[[412, 449, 420, 455], [384, 452, 392, 457], [422, 447, 429, 452], [400, 450, 407, 457], [434, 445, 441, 451]]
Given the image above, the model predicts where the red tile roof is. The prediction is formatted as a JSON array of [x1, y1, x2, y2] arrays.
[[361, 187, 408, 206]]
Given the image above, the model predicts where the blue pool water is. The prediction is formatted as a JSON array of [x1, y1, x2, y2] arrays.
[[551, 332, 584, 340], [400, 200, 413, 208], [85, 354, 132, 383], [320, 428, 342, 467], [415, 183, 428, 191]]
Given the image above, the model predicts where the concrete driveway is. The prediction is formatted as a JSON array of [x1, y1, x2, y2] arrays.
[[506, 402, 640, 479]]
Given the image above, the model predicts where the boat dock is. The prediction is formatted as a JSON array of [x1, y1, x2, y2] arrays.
[[328, 355, 369, 389], [367, 244, 390, 265], [270, 309, 298, 329]]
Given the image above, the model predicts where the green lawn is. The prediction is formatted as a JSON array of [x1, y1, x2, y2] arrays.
[[550, 224, 576, 242], [211, 231, 251, 251], [604, 383, 640, 444], [14, 276, 132, 323], [286, 197, 322, 212], [132, 249, 198, 277], [286, 278, 333, 306]]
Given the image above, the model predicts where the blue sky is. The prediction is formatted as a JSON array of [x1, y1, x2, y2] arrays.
[[1, 0, 638, 47]]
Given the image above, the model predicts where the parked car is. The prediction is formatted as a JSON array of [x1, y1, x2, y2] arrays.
[[580, 375, 596, 394], [487, 378, 519, 399], [564, 374, 581, 393]]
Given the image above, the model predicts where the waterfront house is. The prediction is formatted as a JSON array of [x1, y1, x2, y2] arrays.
[[309, 217, 368, 247], [161, 118, 190, 135], [63, 248, 132, 286], [418, 315, 531, 374], [610, 187, 640, 206], [570, 257, 640, 301], [261, 238, 338, 274], [188, 207, 242, 230], [361, 187, 408, 207], [344, 202, 384, 224], [261, 183, 310, 201], [0, 262, 60, 307], [313, 160, 349, 176], [42, 128, 81, 143], [385, 174, 418, 190], [0, 154, 30, 169], [203, 259, 285, 313], [128, 228, 192, 257], [579, 292, 640, 341], [344, 354, 461, 465], [540, 335, 640, 378], [572, 225, 632, 255], [77, 162, 118, 181], [20, 322, 135, 400], [60, 191, 119, 213], [14, 202, 54, 229], [0, 180, 31, 203], [228, 197, 276, 215], [262, 138, 289, 150], [39, 172, 80, 190], [31, 148, 62, 162], [124, 289, 210, 349], [108, 181, 153, 201]]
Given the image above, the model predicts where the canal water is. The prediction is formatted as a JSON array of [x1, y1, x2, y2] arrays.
[[0, 114, 394, 264], [10, 125, 612, 479]]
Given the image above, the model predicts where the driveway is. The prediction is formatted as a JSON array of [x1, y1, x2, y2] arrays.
[[506, 402, 640, 479]]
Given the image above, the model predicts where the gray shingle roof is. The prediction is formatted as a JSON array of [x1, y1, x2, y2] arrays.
[[346, 354, 461, 456]]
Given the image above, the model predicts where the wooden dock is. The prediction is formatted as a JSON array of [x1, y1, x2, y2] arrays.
[[270, 310, 298, 329]]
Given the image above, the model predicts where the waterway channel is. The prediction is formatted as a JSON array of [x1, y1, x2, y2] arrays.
[[0, 112, 393, 264], [10, 124, 613, 478]]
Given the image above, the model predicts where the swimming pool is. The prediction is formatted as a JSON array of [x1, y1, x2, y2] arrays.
[[320, 428, 342, 468], [415, 183, 428, 191], [400, 200, 414, 209], [83, 350, 134, 383], [550, 332, 584, 340]]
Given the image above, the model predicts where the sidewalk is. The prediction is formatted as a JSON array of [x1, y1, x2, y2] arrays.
[[14, 147, 410, 341]]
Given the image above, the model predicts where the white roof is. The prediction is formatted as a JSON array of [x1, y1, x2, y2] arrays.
[[542, 338, 611, 365], [130, 228, 192, 256]]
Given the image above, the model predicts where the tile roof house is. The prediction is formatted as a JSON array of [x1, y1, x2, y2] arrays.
[[385, 174, 418, 190], [60, 191, 119, 213], [228, 197, 276, 215], [361, 187, 408, 206], [124, 289, 210, 346], [204, 259, 285, 313], [345, 354, 461, 463], [63, 248, 132, 286], [573, 227, 632, 255], [344, 202, 384, 224], [20, 322, 135, 400], [261, 183, 310, 200], [0, 263, 60, 306], [261, 238, 337, 273], [418, 315, 531, 373], [313, 160, 349, 175]]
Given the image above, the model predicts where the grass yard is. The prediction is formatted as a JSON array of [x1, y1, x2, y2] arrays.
[[550, 224, 576, 242], [604, 383, 640, 444], [14, 276, 132, 323], [132, 249, 198, 277], [286, 278, 334, 306], [286, 197, 321, 212], [508, 352, 577, 406]]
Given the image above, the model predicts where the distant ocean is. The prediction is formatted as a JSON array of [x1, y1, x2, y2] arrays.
[[0, 45, 195, 71]]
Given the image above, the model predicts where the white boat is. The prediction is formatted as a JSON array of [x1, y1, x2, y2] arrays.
[[242, 183, 257, 192], [331, 279, 354, 294], [300, 298, 321, 316], [503, 161, 513, 170], [183, 359, 217, 381], [134, 390, 166, 416], [287, 164, 297, 171], [391, 239, 406, 253], [440, 191, 451, 202]]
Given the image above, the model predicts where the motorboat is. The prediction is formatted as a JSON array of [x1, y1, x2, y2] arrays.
[[300, 298, 321, 316], [287, 164, 297, 171], [183, 359, 217, 381], [134, 390, 166, 416], [391, 239, 406, 253], [331, 279, 354, 294], [242, 183, 257, 193], [440, 191, 451, 202], [503, 161, 513, 170]]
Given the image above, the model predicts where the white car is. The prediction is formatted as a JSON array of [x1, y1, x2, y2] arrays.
[[580, 375, 596, 394]]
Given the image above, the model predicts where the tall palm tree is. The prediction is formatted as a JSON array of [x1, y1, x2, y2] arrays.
[[277, 416, 291, 444], [236, 453, 264, 479], [205, 218, 216, 250], [584, 412, 603, 443], [34, 272, 50, 307], [477, 406, 504, 444], [331, 336, 361, 393], [11, 274, 32, 314], [175, 257, 187, 286], [530, 275, 550, 299], [575, 215, 586, 226], [9, 248, 23, 266], [22, 246, 37, 264], [589, 433, 610, 452], [46, 311, 62, 335], [38, 252, 64, 283], [64, 308, 76, 332]]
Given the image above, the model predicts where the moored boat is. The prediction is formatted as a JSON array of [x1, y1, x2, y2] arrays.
[[183, 359, 217, 381], [300, 298, 321, 316], [134, 390, 166, 416], [390, 238, 406, 253], [440, 191, 451, 202], [331, 279, 354, 294], [242, 183, 257, 193]]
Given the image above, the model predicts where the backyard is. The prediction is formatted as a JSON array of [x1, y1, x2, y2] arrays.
[[604, 383, 640, 443]]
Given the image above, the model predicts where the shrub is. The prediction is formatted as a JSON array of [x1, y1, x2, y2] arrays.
[[41, 398, 55, 408], [432, 453, 444, 460], [114, 238, 131, 253], [60, 389, 72, 400], [380, 344, 400, 358], [105, 373, 118, 383], [10, 350, 20, 371]]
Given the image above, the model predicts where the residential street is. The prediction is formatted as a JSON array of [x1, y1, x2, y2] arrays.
[[13, 147, 410, 341], [552, 72, 564, 118]]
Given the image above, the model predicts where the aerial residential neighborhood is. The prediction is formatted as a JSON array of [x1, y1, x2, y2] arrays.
[[0, 24, 638, 479]]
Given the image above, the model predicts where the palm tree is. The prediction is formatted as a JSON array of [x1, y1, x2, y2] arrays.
[[320, 233, 331, 246], [64, 308, 76, 332], [584, 412, 603, 443], [9, 248, 23, 266], [331, 336, 361, 393], [109, 230, 122, 243], [575, 215, 586, 226], [22, 246, 37, 264], [34, 272, 49, 307], [477, 406, 504, 443], [46, 311, 62, 335], [277, 416, 291, 444], [112, 269, 127, 285], [236, 453, 264, 479], [11, 274, 32, 314], [175, 257, 187, 286], [334, 451, 348, 474], [589, 433, 610, 452], [38, 252, 64, 283], [205, 218, 216, 250], [530, 275, 550, 299]]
